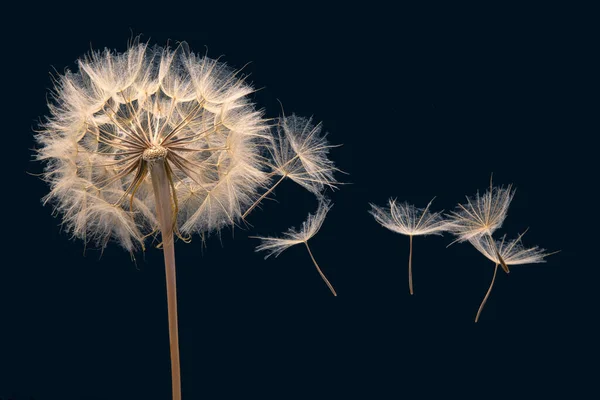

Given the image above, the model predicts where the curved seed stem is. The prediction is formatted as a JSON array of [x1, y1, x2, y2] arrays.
[[408, 235, 414, 295], [304, 241, 337, 296], [487, 232, 510, 274], [475, 263, 499, 323], [149, 160, 181, 400], [242, 174, 286, 219]]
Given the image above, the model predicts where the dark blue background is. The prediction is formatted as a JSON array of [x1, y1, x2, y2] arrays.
[[1, 20, 593, 400]]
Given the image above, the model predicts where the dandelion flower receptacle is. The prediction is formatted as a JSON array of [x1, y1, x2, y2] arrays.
[[36, 41, 270, 400], [252, 199, 337, 296], [369, 198, 446, 295]]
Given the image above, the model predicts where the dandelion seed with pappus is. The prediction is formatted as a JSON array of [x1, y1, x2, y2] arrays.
[[446, 177, 515, 273], [369, 198, 447, 295], [252, 199, 337, 296], [242, 114, 340, 219], [469, 231, 554, 322]]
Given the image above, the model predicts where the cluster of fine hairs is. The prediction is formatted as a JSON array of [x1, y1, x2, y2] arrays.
[[249, 115, 340, 296], [369, 176, 554, 322], [37, 40, 268, 251], [34, 39, 341, 400]]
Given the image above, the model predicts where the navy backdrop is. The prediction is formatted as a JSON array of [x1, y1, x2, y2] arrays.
[[1, 22, 593, 399]]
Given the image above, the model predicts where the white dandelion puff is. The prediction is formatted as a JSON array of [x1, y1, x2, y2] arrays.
[[446, 183, 514, 242], [470, 231, 549, 266], [369, 197, 447, 295], [446, 176, 515, 273], [35, 40, 270, 400], [469, 231, 554, 322], [252, 199, 337, 296], [242, 114, 340, 219]]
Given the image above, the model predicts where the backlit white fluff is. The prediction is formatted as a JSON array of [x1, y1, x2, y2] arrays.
[[446, 180, 516, 274], [254, 199, 332, 258], [446, 183, 515, 242], [253, 199, 337, 296], [369, 198, 447, 237], [369, 198, 447, 295], [36, 42, 269, 252], [271, 115, 339, 195], [469, 232, 549, 266], [242, 114, 339, 219]]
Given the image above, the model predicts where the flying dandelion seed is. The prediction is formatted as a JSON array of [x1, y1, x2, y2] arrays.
[[446, 177, 515, 273], [35, 39, 271, 400], [252, 199, 337, 296], [369, 198, 447, 295], [242, 114, 340, 219], [469, 231, 553, 322]]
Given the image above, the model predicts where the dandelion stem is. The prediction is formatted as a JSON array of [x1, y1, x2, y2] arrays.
[[242, 174, 286, 219], [487, 232, 510, 274], [304, 241, 337, 296], [408, 235, 414, 295], [475, 263, 499, 323], [149, 160, 181, 400]]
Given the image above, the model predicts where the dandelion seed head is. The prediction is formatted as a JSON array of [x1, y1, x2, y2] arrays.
[[36, 41, 269, 252]]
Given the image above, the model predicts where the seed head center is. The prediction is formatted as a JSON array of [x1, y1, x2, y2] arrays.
[[142, 145, 168, 162]]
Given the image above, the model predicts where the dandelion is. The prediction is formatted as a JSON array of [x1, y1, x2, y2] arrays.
[[252, 200, 337, 296], [446, 177, 515, 273], [369, 198, 447, 295], [242, 114, 339, 219], [469, 231, 552, 322], [35, 40, 269, 400]]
